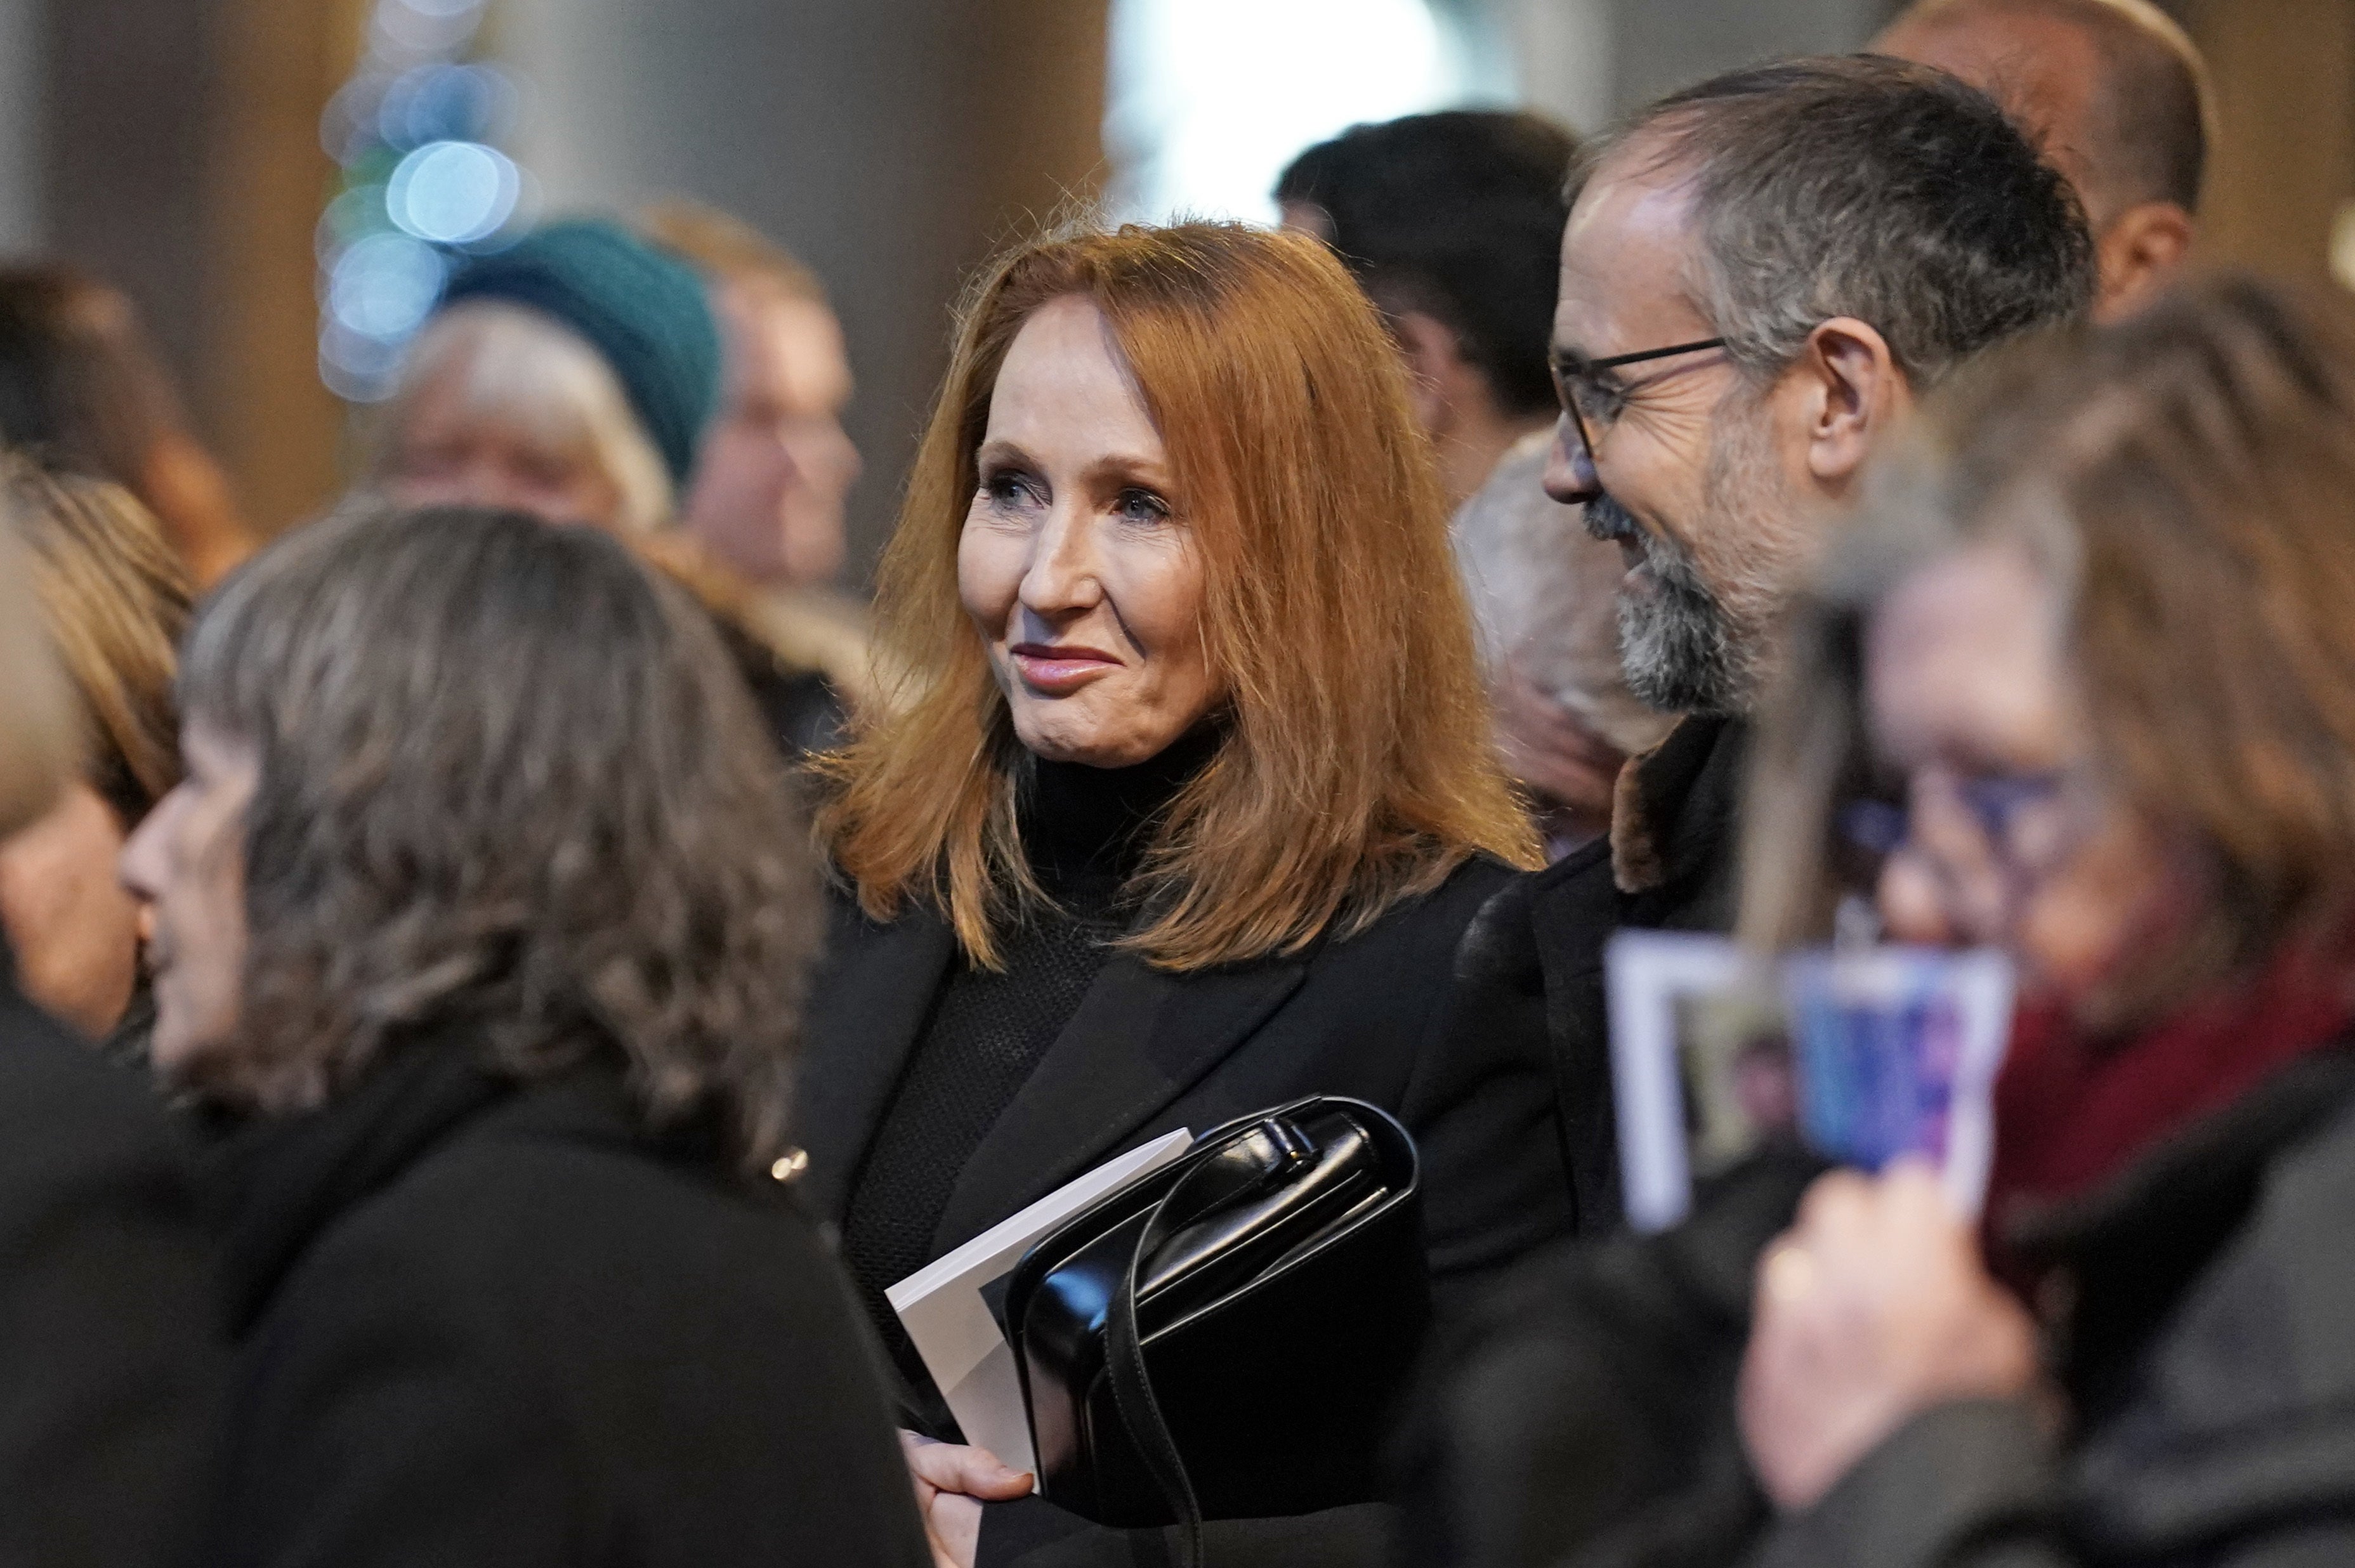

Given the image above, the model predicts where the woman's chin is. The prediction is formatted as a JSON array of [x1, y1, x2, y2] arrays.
[[1009, 714, 1169, 770]]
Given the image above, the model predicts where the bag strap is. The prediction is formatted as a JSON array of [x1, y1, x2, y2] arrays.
[[1103, 1117, 1317, 1568], [1105, 1167, 1208, 1568]]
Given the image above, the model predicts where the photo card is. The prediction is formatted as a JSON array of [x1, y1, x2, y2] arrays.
[[1606, 931, 2014, 1233]]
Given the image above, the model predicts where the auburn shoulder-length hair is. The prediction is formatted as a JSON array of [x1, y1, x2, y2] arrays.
[[820, 221, 1538, 970]]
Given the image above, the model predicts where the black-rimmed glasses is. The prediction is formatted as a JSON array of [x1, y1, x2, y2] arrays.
[[1551, 337, 1728, 461]]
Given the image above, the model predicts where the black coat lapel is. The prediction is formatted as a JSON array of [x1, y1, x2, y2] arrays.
[[926, 950, 1309, 1255], [794, 901, 958, 1224], [1528, 842, 1625, 1227]]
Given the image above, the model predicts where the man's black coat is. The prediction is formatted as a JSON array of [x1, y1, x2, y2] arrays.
[[1436, 715, 1750, 1231]]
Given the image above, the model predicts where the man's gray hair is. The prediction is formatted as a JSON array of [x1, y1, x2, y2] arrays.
[[1573, 55, 2099, 388]]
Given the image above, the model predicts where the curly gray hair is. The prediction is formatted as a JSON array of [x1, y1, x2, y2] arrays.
[[180, 503, 820, 1168]]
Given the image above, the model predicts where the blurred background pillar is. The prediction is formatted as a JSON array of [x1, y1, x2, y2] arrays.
[[44, 0, 356, 536], [497, 0, 1113, 583], [2170, 0, 2355, 285]]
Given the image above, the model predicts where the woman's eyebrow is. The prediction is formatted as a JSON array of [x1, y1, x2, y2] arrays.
[[973, 438, 1033, 467]]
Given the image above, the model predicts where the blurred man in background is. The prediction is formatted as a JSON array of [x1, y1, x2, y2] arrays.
[[1876, 0, 2212, 318], [1279, 112, 1672, 855], [645, 202, 872, 729], [1278, 110, 1573, 512], [645, 203, 863, 595]]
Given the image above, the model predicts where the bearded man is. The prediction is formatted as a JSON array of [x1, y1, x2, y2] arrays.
[[1441, 55, 2099, 1227]]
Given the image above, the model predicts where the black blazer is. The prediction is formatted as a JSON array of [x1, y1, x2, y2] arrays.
[[0, 957, 221, 1568], [202, 1035, 929, 1568], [796, 856, 1577, 1567], [799, 854, 1572, 1322]]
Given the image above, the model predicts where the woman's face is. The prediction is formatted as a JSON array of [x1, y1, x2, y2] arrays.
[[383, 369, 626, 530], [957, 295, 1222, 768], [1864, 540, 2201, 1014], [118, 722, 258, 1080], [0, 782, 141, 1039]]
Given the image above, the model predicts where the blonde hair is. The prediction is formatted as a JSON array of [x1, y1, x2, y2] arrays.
[[819, 221, 1538, 971], [1743, 275, 2355, 997], [0, 503, 76, 840], [1, 460, 190, 823], [374, 301, 673, 533]]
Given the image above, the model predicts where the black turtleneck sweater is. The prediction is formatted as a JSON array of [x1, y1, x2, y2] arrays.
[[839, 731, 1215, 1398]]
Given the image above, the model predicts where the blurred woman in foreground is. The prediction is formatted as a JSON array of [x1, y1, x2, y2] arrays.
[[0, 461, 189, 1057], [123, 505, 927, 1565], [0, 502, 218, 1568], [1734, 275, 2355, 1564]]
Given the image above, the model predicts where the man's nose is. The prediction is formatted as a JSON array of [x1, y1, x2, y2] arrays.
[[1542, 412, 1601, 505]]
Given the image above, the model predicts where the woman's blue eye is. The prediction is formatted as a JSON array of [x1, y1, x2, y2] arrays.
[[981, 470, 1039, 507], [1117, 488, 1171, 523]]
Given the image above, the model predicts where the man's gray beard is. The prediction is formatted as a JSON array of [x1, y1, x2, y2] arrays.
[[1589, 414, 1778, 717]]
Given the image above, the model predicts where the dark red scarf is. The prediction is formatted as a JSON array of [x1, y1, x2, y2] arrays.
[[1986, 943, 2355, 1231]]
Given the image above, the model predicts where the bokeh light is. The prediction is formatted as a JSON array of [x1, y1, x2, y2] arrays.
[[387, 141, 520, 244], [329, 232, 447, 343], [316, 0, 528, 402]]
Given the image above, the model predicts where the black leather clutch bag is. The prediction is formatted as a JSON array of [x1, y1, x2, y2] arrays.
[[1000, 1097, 1428, 1550]]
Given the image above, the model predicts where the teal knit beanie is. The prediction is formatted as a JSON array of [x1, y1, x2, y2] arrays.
[[440, 218, 721, 488]]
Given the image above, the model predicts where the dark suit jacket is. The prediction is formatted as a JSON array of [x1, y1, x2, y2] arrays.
[[203, 1035, 930, 1568], [1436, 716, 1750, 1233], [795, 854, 1577, 1566], [0, 956, 221, 1568]]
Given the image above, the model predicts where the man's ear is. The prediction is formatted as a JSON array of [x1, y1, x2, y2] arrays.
[[1389, 310, 1470, 436], [1797, 316, 1906, 493], [2092, 202, 2195, 322]]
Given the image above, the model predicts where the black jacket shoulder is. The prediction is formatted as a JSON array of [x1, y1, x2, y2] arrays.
[[0, 973, 221, 1568], [211, 1052, 929, 1568]]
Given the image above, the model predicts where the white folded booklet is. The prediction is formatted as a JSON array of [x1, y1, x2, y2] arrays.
[[888, 1127, 1194, 1475]]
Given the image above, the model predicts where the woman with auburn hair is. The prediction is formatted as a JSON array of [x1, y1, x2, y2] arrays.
[[801, 221, 1570, 1567], [0, 460, 190, 1057]]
